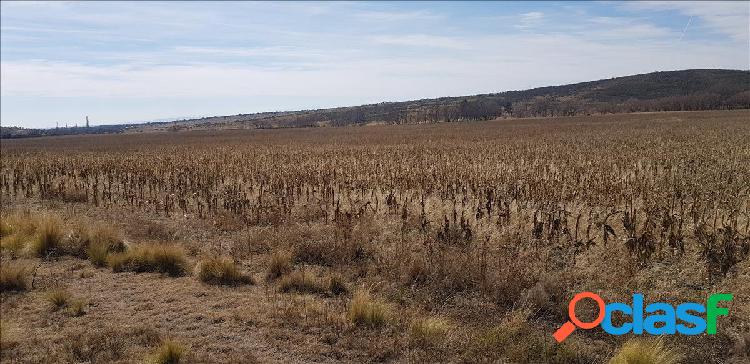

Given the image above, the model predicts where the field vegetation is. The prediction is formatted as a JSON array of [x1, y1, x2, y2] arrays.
[[0, 110, 748, 363]]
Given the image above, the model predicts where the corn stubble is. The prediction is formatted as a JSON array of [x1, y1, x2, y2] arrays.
[[1, 110, 749, 363]]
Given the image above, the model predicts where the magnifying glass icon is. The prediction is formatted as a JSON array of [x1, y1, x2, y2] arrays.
[[553, 291, 605, 342]]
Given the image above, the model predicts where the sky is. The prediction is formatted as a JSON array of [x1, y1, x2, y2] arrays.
[[1, 1, 749, 128]]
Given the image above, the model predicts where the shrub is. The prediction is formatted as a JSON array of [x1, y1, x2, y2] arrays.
[[266, 250, 292, 280], [278, 270, 325, 294], [150, 339, 185, 364], [108, 244, 188, 277], [609, 338, 682, 364], [410, 317, 452, 347], [46, 288, 71, 310], [30, 215, 64, 257], [197, 256, 253, 285], [0, 262, 30, 292], [347, 291, 388, 328]]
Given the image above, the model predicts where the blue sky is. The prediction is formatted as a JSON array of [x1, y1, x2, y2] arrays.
[[1, 1, 748, 128]]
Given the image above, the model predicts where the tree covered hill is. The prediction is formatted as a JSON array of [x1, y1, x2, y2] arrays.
[[3, 69, 748, 138]]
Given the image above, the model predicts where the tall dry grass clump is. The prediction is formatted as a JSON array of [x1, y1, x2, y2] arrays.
[[85, 224, 126, 267], [409, 316, 452, 347], [45, 288, 72, 310], [197, 256, 253, 285], [347, 290, 388, 328], [0, 262, 30, 292], [278, 270, 325, 294], [149, 339, 186, 364], [266, 250, 292, 280], [1, 213, 39, 255], [108, 244, 188, 276], [608, 338, 682, 364], [30, 214, 64, 257]]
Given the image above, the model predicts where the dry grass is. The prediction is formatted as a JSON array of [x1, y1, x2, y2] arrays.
[[0, 261, 30, 292], [609, 338, 682, 364], [0, 213, 37, 255], [327, 274, 348, 296], [266, 250, 292, 281], [66, 299, 88, 317], [0, 320, 19, 350], [409, 316, 452, 348], [108, 244, 188, 276], [277, 270, 326, 294], [0, 219, 12, 238], [197, 256, 253, 285], [149, 339, 186, 364], [1, 111, 749, 363], [45, 288, 72, 310], [347, 290, 389, 328], [29, 214, 64, 257]]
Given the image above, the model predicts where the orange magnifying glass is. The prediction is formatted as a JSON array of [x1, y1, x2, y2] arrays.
[[553, 291, 605, 342]]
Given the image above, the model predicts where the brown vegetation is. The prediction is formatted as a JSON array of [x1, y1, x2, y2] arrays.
[[0, 110, 748, 363]]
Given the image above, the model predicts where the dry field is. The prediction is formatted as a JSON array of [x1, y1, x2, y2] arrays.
[[1, 110, 749, 363]]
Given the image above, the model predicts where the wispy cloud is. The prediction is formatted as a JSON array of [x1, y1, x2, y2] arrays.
[[516, 11, 544, 29], [369, 34, 469, 49], [621, 1, 749, 42], [353, 9, 443, 22], [1, 1, 747, 127]]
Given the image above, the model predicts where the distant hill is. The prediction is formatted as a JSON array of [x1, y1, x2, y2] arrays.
[[2, 69, 748, 138]]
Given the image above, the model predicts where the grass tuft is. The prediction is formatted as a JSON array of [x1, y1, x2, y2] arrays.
[[266, 250, 292, 281], [150, 339, 186, 364], [327, 274, 348, 296], [67, 299, 88, 317], [410, 317, 452, 347], [347, 290, 388, 328], [30, 215, 64, 257], [46, 288, 71, 310], [0, 262, 30, 292], [108, 244, 188, 277], [609, 338, 682, 364], [197, 256, 254, 285], [278, 270, 325, 294]]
